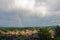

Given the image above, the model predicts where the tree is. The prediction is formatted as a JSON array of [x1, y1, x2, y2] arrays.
[[38, 27, 50, 40], [55, 25, 60, 37]]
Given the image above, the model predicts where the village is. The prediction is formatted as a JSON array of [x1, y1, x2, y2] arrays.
[[0, 26, 59, 40]]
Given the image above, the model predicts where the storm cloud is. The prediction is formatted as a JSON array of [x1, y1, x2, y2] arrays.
[[0, 0, 60, 27]]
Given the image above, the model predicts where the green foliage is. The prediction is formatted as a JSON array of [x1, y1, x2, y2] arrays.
[[38, 27, 50, 40], [16, 37, 22, 40], [0, 35, 6, 40], [55, 25, 60, 37], [25, 37, 30, 40], [56, 37, 60, 40]]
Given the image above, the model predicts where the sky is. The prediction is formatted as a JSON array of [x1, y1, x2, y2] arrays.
[[0, 0, 60, 27]]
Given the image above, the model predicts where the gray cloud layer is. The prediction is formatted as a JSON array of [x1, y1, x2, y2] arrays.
[[0, 0, 60, 27]]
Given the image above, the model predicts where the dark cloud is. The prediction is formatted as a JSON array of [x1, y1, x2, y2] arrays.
[[0, 0, 60, 27]]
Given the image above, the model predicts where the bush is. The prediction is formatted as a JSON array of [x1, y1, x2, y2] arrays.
[[56, 37, 60, 40]]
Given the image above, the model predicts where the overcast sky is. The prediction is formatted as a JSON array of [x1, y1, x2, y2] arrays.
[[0, 0, 60, 27]]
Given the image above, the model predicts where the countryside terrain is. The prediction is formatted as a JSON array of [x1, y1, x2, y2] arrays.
[[0, 25, 60, 40]]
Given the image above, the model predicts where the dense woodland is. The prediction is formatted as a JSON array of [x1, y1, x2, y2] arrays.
[[0, 25, 60, 40]]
